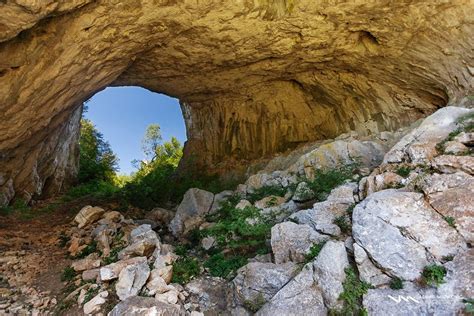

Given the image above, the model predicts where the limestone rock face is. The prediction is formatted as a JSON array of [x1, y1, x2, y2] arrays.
[[1, 1, 473, 204]]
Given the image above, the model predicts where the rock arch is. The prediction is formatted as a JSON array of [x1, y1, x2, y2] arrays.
[[0, 0, 473, 204]]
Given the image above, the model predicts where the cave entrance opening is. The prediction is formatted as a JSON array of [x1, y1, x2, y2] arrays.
[[83, 86, 186, 176]]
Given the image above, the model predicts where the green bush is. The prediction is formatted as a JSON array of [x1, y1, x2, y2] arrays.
[[333, 215, 351, 234], [304, 241, 326, 263], [389, 277, 403, 290], [247, 185, 287, 203], [443, 216, 456, 228], [74, 241, 98, 259], [421, 264, 446, 287], [61, 267, 76, 282], [307, 165, 357, 201], [337, 267, 371, 315], [204, 253, 247, 278], [172, 257, 200, 284], [396, 166, 412, 178]]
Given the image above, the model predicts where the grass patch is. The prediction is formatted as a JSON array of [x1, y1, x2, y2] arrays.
[[304, 241, 326, 264], [421, 264, 446, 287], [243, 293, 266, 313], [171, 257, 200, 285], [247, 185, 287, 204], [443, 216, 456, 228], [103, 245, 125, 265], [395, 166, 412, 178], [336, 267, 372, 315], [204, 253, 248, 278], [74, 241, 98, 259], [307, 165, 357, 201], [389, 277, 403, 290], [58, 232, 70, 248], [83, 286, 99, 304], [61, 267, 76, 282], [333, 215, 351, 234]]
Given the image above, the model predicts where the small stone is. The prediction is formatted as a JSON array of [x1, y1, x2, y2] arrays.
[[71, 253, 101, 272], [155, 290, 179, 305], [116, 262, 150, 301], [74, 206, 106, 228], [99, 257, 147, 281], [83, 291, 108, 315], [291, 182, 315, 202], [82, 268, 100, 282], [201, 236, 216, 250]]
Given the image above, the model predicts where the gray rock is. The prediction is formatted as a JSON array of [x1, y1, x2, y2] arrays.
[[108, 296, 183, 316], [99, 256, 147, 281], [384, 107, 473, 164], [210, 190, 234, 213], [363, 249, 473, 316], [254, 196, 286, 209], [353, 190, 466, 280], [257, 263, 326, 316], [419, 172, 474, 243], [145, 207, 174, 227], [313, 240, 349, 309], [454, 131, 474, 146], [260, 200, 298, 222], [71, 253, 101, 272], [83, 290, 108, 315], [354, 243, 390, 287], [292, 182, 315, 202], [290, 200, 349, 236], [169, 188, 214, 237], [432, 155, 474, 175], [185, 276, 229, 313], [116, 261, 150, 300], [271, 222, 328, 264], [231, 262, 299, 308], [444, 141, 469, 154], [326, 182, 357, 204]]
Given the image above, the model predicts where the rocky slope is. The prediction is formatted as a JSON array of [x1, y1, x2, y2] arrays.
[[1, 106, 472, 315], [1, 1, 474, 204]]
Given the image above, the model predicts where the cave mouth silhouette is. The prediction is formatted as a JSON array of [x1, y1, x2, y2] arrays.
[[83, 86, 187, 175]]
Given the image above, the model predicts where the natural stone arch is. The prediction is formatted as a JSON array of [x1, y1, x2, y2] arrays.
[[0, 0, 473, 205]]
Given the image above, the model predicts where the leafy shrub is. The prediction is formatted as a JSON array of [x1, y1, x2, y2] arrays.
[[61, 267, 76, 282], [389, 277, 403, 290], [307, 165, 357, 201], [337, 267, 372, 315], [396, 166, 412, 178], [304, 241, 326, 263], [443, 216, 456, 228], [421, 264, 446, 287], [333, 215, 351, 234], [63, 180, 120, 201], [74, 241, 98, 259], [204, 253, 247, 278], [247, 185, 287, 203], [172, 257, 200, 284]]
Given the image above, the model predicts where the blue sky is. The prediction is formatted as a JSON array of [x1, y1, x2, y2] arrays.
[[84, 86, 186, 174]]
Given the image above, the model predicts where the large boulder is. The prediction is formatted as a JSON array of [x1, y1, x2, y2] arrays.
[[169, 188, 214, 237], [419, 172, 474, 243], [271, 222, 328, 264], [108, 296, 183, 316], [384, 107, 473, 164], [257, 262, 326, 316], [363, 249, 473, 315], [185, 276, 229, 314], [352, 190, 466, 280], [312, 240, 349, 309], [231, 262, 299, 309]]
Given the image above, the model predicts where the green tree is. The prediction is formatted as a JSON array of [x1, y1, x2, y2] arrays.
[[142, 123, 163, 160], [78, 119, 118, 184]]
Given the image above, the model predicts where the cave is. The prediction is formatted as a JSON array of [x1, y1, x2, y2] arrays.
[[1, 1, 473, 205]]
